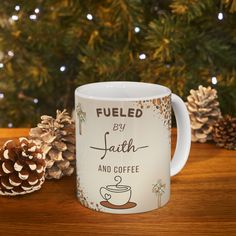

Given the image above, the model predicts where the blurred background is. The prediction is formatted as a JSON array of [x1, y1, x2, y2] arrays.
[[0, 0, 235, 127]]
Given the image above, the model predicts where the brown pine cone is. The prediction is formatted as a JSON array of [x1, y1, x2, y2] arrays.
[[0, 138, 46, 196], [186, 85, 221, 143], [212, 115, 236, 150], [29, 110, 75, 180]]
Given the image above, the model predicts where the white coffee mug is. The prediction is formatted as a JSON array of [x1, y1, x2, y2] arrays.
[[75, 81, 191, 214]]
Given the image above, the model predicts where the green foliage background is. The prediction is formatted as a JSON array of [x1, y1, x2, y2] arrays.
[[0, 0, 236, 127]]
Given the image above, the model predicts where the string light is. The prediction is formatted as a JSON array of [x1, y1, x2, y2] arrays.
[[15, 5, 20, 11], [218, 12, 223, 20], [211, 76, 217, 85], [139, 53, 146, 60], [134, 26, 140, 33], [33, 98, 39, 104], [29, 14, 37, 20], [34, 8, 40, 14], [8, 51, 14, 57], [8, 123, 13, 128], [11, 15, 19, 21], [0, 93, 4, 99], [60, 66, 66, 72], [86, 13, 93, 21], [0, 63, 4, 68]]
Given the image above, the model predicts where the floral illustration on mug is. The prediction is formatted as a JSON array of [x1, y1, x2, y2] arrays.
[[135, 94, 171, 130], [100, 176, 137, 209], [77, 176, 101, 211], [152, 179, 166, 208], [76, 103, 86, 135]]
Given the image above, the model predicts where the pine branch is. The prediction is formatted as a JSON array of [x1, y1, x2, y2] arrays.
[[170, 0, 215, 21]]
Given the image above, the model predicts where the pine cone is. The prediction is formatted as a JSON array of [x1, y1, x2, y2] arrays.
[[186, 85, 221, 143], [212, 115, 236, 150], [29, 110, 75, 179], [0, 138, 46, 196]]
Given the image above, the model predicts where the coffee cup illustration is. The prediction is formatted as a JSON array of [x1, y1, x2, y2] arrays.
[[100, 176, 136, 209]]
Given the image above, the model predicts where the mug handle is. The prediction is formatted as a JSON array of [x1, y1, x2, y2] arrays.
[[171, 94, 191, 176]]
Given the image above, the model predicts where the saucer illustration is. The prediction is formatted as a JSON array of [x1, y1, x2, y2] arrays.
[[100, 201, 137, 209], [100, 176, 137, 210]]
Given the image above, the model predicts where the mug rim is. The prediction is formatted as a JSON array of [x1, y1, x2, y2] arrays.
[[75, 81, 171, 101]]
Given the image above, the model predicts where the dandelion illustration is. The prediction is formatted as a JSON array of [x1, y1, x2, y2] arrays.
[[152, 179, 166, 208], [76, 103, 86, 135]]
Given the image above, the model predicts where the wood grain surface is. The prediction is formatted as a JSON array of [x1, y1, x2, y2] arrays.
[[0, 128, 235, 236]]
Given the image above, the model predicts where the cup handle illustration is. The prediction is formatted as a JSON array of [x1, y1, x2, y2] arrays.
[[100, 187, 111, 201], [170, 94, 191, 176]]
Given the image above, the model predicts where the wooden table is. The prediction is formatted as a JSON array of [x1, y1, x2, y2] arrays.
[[0, 128, 235, 236]]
